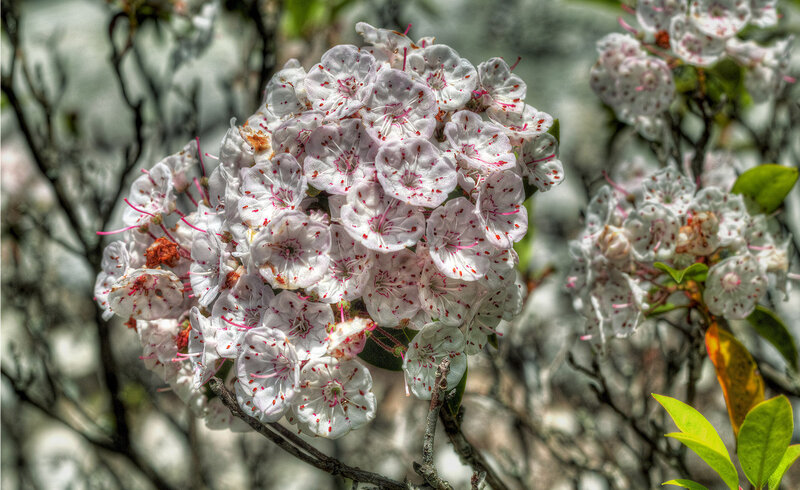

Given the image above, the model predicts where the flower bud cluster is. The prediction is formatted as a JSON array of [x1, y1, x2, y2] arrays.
[[94, 23, 560, 438], [567, 166, 791, 346], [591, 0, 795, 138]]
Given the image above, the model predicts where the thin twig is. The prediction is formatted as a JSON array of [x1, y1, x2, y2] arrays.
[[414, 358, 453, 490]]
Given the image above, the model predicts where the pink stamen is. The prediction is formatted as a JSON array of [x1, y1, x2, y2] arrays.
[[402, 47, 407, 71], [96, 224, 139, 235], [222, 316, 249, 330], [509, 56, 522, 71], [621, 3, 636, 15], [612, 303, 631, 309], [402, 23, 411, 36], [748, 245, 774, 251], [580, 334, 593, 341], [139, 354, 157, 360], [603, 171, 632, 197], [193, 177, 208, 203], [185, 189, 199, 207], [180, 217, 207, 234], [204, 152, 219, 161], [528, 154, 555, 165], [455, 240, 480, 250], [124, 198, 156, 218], [783, 75, 796, 84], [499, 209, 521, 216], [339, 305, 346, 323], [159, 224, 179, 244], [196, 137, 206, 177], [618, 17, 638, 35], [635, 85, 645, 92]]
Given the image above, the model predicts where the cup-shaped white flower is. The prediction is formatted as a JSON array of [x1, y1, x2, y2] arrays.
[[624, 201, 681, 261], [474, 170, 527, 248], [293, 356, 376, 438], [687, 187, 748, 249], [307, 224, 375, 304], [426, 197, 492, 281], [138, 318, 180, 370], [262, 290, 333, 361], [304, 45, 376, 121], [190, 231, 234, 307], [642, 166, 696, 216], [704, 254, 767, 319], [476, 57, 526, 113], [211, 271, 275, 358], [188, 306, 222, 387], [636, 0, 688, 34], [304, 119, 378, 195], [669, 15, 726, 67], [251, 210, 331, 290], [123, 162, 175, 226], [265, 59, 307, 118], [363, 248, 422, 326], [748, 0, 777, 27], [690, 0, 750, 39], [238, 153, 308, 228], [418, 260, 481, 327], [340, 181, 425, 252], [616, 56, 675, 117], [519, 133, 564, 192], [108, 268, 185, 320], [406, 44, 477, 111], [326, 317, 372, 360], [464, 276, 524, 354], [271, 110, 324, 161], [403, 322, 467, 399], [442, 110, 515, 172], [360, 68, 437, 142], [94, 241, 132, 320], [486, 104, 554, 147], [375, 138, 457, 208], [236, 327, 300, 422]]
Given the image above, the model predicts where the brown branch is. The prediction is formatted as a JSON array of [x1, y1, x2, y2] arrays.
[[207, 377, 407, 490], [413, 358, 453, 490]]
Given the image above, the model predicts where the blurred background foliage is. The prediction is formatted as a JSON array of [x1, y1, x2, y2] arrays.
[[2, 0, 799, 489]]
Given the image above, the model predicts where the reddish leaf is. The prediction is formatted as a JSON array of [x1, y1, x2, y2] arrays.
[[705, 322, 764, 438]]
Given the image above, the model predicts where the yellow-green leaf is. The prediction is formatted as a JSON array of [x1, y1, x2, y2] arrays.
[[731, 164, 799, 214], [662, 479, 710, 490], [666, 433, 739, 490], [738, 396, 794, 489], [705, 322, 765, 437], [654, 262, 709, 284], [768, 445, 800, 489]]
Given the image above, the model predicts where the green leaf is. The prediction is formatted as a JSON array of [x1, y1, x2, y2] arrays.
[[666, 434, 739, 490], [747, 306, 798, 371], [358, 327, 417, 371], [445, 362, 467, 417], [768, 445, 800, 489], [513, 199, 535, 271], [738, 396, 794, 489], [646, 303, 682, 317], [653, 394, 738, 490], [662, 479, 710, 490], [547, 118, 560, 145], [654, 262, 709, 284], [673, 65, 699, 93], [731, 164, 799, 214]]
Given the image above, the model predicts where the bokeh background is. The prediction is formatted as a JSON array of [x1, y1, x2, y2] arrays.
[[2, 0, 800, 488]]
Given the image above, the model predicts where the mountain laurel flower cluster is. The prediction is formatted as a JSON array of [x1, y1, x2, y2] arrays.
[[591, 0, 795, 139], [94, 24, 561, 438], [567, 166, 792, 347]]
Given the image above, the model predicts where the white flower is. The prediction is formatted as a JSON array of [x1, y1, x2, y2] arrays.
[[271, 110, 324, 161], [238, 153, 308, 228], [616, 56, 675, 117], [418, 259, 481, 327], [636, 0, 688, 34], [669, 15, 726, 67], [293, 357, 376, 438], [307, 224, 375, 304], [624, 201, 681, 261], [236, 327, 300, 422], [262, 290, 333, 361], [94, 241, 132, 320], [689, 0, 750, 39], [250, 211, 331, 290], [406, 44, 477, 111], [190, 231, 234, 307], [426, 197, 492, 281], [519, 132, 564, 192], [339, 181, 425, 252], [442, 110, 516, 172], [748, 0, 777, 27], [265, 59, 308, 117], [304, 45, 377, 121], [374, 138, 457, 208], [304, 119, 378, 195], [704, 254, 767, 319], [476, 57, 526, 113], [474, 170, 527, 248], [362, 249, 422, 326], [108, 268, 185, 320], [642, 166, 696, 216], [403, 322, 467, 400], [360, 68, 437, 142], [122, 162, 175, 226]]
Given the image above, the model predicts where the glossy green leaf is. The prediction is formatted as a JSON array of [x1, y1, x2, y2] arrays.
[[445, 362, 467, 417], [513, 199, 535, 271], [731, 164, 799, 214], [358, 327, 417, 371], [738, 396, 794, 489], [646, 303, 682, 317], [654, 262, 709, 284], [654, 394, 738, 490], [768, 444, 800, 489], [747, 306, 798, 371], [662, 479, 710, 490], [673, 65, 699, 93]]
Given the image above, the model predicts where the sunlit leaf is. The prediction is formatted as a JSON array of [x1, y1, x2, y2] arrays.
[[731, 164, 799, 214], [358, 327, 417, 371], [768, 445, 800, 490], [705, 322, 765, 437], [738, 396, 793, 489], [646, 302, 682, 317], [747, 306, 798, 371], [662, 479, 710, 490], [653, 394, 738, 490], [654, 262, 709, 284]]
